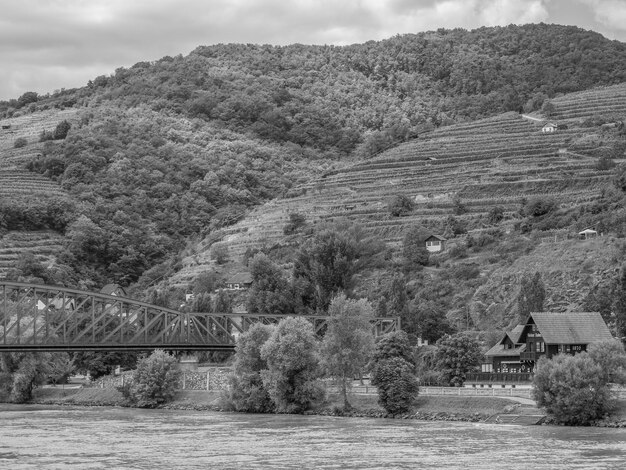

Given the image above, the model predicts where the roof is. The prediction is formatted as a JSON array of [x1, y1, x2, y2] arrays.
[[425, 234, 447, 242], [227, 272, 253, 284], [543, 122, 558, 128], [100, 284, 126, 296], [530, 312, 613, 344], [506, 325, 525, 344], [485, 343, 526, 358], [578, 228, 597, 234]]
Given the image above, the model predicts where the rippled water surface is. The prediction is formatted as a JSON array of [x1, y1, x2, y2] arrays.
[[1, 405, 625, 469]]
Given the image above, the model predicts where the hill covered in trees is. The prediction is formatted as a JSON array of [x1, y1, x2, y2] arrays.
[[1, 24, 626, 342]]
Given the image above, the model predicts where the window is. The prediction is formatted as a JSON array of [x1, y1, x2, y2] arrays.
[[541, 342, 545, 353]]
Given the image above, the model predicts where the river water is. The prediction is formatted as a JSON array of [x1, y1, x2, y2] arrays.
[[0, 405, 625, 469]]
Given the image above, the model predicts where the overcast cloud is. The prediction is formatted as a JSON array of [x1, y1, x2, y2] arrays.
[[1, 0, 625, 100]]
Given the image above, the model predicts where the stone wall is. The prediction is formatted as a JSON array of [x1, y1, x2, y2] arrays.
[[92, 367, 232, 391]]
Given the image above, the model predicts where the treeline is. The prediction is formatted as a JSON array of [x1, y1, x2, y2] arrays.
[[4, 25, 626, 159]]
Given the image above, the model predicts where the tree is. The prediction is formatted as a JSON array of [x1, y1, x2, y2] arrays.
[[16, 91, 38, 108], [370, 331, 418, 414], [127, 350, 180, 407], [435, 333, 481, 386], [13, 137, 27, 148], [227, 323, 276, 412], [402, 226, 430, 270], [586, 339, 626, 385], [53, 120, 72, 140], [210, 242, 229, 265], [283, 212, 306, 235], [388, 194, 415, 217], [487, 206, 504, 225], [541, 100, 555, 117], [371, 330, 415, 366], [73, 351, 138, 380], [612, 264, 626, 339], [260, 317, 324, 413], [246, 253, 294, 315], [532, 353, 613, 425], [293, 223, 383, 312], [409, 299, 454, 344], [371, 357, 419, 414], [320, 294, 375, 410], [517, 272, 545, 321]]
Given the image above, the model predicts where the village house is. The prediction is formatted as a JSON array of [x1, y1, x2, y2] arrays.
[[225, 272, 253, 290], [483, 311, 613, 376], [100, 284, 127, 297], [578, 228, 598, 240], [425, 234, 446, 253], [542, 122, 558, 133]]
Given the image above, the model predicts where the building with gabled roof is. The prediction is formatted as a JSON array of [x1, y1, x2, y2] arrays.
[[425, 234, 446, 253], [483, 311, 613, 375], [225, 272, 253, 290]]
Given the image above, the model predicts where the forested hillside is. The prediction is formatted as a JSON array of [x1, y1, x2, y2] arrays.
[[1, 24, 626, 342]]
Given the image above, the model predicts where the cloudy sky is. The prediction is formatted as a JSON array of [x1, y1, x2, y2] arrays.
[[1, 0, 625, 101]]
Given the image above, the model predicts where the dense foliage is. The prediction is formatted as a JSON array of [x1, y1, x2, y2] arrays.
[[260, 317, 325, 413], [434, 333, 481, 386], [532, 346, 626, 425], [370, 331, 418, 414], [125, 350, 180, 408], [2, 24, 625, 291], [320, 294, 375, 410]]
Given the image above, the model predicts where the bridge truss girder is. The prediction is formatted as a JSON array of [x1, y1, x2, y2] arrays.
[[0, 282, 399, 352]]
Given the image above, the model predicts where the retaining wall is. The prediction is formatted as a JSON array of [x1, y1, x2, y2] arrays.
[[92, 367, 232, 391]]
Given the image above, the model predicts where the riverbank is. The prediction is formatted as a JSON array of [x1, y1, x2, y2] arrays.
[[9, 386, 626, 427], [21, 386, 526, 423]]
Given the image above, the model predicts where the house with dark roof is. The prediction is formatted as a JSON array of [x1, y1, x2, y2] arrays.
[[100, 284, 127, 297], [484, 311, 613, 375], [225, 272, 253, 290]]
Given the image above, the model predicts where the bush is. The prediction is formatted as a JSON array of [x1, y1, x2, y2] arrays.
[[13, 137, 27, 148], [523, 196, 557, 217], [532, 353, 614, 425], [283, 212, 306, 235], [371, 357, 418, 414], [127, 350, 180, 407], [53, 120, 72, 140], [388, 194, 414, 217]]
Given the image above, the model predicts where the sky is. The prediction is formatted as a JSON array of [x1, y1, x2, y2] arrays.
[[1, 0, 626, 101]]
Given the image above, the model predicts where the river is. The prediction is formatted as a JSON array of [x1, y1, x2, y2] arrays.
[[0, 405, 625, 469]]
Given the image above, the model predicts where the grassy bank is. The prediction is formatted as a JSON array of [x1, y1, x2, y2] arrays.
[[26, 386, 515, 421], [13, 387, 626, 427]]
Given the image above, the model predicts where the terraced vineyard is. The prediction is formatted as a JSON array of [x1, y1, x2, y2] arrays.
[[0, 109, 77, 276], [171, 87, 623, 286], [550, 82, 626, 120], [0, 230, 65, 276]]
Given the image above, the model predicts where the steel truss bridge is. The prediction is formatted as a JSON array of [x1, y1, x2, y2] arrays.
[[0, 282, 399, 352]]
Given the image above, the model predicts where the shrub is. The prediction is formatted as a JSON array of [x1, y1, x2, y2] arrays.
[[13, 137, 27, 148], [532, 353, 614, 425], [128, 350, 180, 408], [388, 194, 414, 217], [53, 120, 72, 140], [39, 130, 54, 142], [523, 196, 557, 217], [283, 212, 306, 235], [370, 356, 418, 414]]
